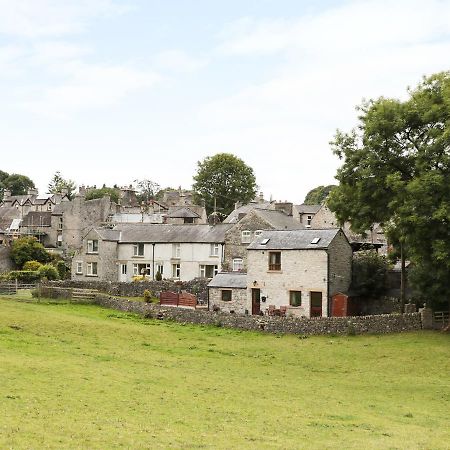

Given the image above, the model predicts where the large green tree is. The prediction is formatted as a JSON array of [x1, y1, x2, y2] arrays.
[[1, 173, 35, 197], [10, 237, 51, 268], [328, 72, 450, 311], [134, 179, 161, 204], [303, 185, 337, 205], [85, 186, 120, 204], [192, 153, 257, 217], [47, 171, 77, 200]]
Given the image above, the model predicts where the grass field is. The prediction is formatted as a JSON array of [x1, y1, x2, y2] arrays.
[[1, 293, 449, 449]]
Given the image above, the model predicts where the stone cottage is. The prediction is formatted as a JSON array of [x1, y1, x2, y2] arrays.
[[208, 272, 247, 314]]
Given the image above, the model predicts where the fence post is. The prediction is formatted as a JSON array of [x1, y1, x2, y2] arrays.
[[15, 278, 18, 294]]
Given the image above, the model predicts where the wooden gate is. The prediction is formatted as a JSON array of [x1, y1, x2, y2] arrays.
[[160, 291, 197, 309]]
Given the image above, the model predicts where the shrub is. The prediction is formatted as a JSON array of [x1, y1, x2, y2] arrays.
[[155, 271, 162, 281], [38, 264, 59, 281], [7, 270, 41, 283], [352, 250, 389, 298], [23, 260, 43, 271], [54, 260, 69, 279], [143, 289, 152, 303], [10, 236, 51, 268]]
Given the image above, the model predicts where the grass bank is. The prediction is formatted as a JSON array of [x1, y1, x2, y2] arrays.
[[0, 294, 449, 449]]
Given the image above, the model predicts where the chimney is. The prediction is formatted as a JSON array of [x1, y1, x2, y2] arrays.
[[27, 187, 38, 196], [259, 192, 264, 203], [78, 185, 86, 197], [275, 202, 293, 216], [3, 189, 11, 198]]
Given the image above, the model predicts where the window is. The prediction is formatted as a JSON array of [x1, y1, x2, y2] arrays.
[[311, 237, 321, 244], [289, 291, 302, 307], [232, 258, 243, 272], [58, 217, 63, 230], [57, 234, 62, 247], [121, 264, 127, 275], [210, 243, 220, 256], [87, 239, 98, 253], [133, 263, 139, 276], [76, 261, 83, 274], [254, 230, 263, 237], [47, 203, 52, 211], [156, 263, 164, 276], [268, 252, 281, 271], [306, 215, 312, 227], [172, 243, 181, 258], [133, 243, 144, 257], [87, 262, 98, 276], [221, 290, 232, 301], [172, 263, 181, 278], [241, 230, 252, 243], [200, 264, 218, 278]]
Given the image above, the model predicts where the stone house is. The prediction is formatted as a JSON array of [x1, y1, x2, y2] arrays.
[[72, 223, 234, 283], [208, 272, 247, 314], [222, 208, 303, 273], [246, 228, 352, 317], [293, 204, 321, 227]]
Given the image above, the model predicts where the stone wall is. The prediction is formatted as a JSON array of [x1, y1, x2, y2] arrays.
[[93, 295, 422, 335], [208, 287, 247, 314], [42, 278, 210, 303], [328, 230, 352, 296]]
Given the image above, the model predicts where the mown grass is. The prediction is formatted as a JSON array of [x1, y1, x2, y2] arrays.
[[0, 293, 449, 449]]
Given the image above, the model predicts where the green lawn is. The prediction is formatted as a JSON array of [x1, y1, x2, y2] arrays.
[[1, 293, 449, 449]]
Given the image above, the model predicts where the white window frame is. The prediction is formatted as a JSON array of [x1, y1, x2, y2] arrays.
[[200, 264, 219, 278], [76, 261, 83, 274], [173, 243, 181, 258], [155, 263, 164, 276], [241, 230, 252, 244], [254, 230, 263, 237], [87, 262, 98, 276], [121, 264, 127, 275], [210, 243, 220, 257], [232, 258, 244, 272], [172, 263, 181, 279], [133, 263, 139, 276], [133, 243, 145, 257], [87, 239, 98, 254]]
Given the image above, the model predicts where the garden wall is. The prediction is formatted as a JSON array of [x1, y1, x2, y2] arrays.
[[42, 278, 209, 303], [93, 295, 423, 336]]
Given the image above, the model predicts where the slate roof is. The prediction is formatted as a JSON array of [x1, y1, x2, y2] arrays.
[[223, 202, 274, 223], [166, 207, 200, 219], [21, 211, 52, 227], [295, 204, 321, 214], [247, 229, 343, 250], [94, 223, 234, 243], [208, 272, 247, 289], [0, 207, 21, 232], [253, 209, 303, 230]]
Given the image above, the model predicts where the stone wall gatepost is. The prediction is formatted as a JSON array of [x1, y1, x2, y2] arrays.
[[404, 303, 416, 314], [419, 303, 433, 330]]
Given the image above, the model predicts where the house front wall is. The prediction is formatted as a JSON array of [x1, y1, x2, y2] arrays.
[[71, 231, 118, 282], [247, 249, 329, 317], [208, 287, 247, 314], [117, 242, 223, 282]]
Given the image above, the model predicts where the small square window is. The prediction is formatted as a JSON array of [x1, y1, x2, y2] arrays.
[[87, 239, 99, 253], [221, 290, 232, 301], [268, 252, 281, 271], [133, 243, 144, 256], [241, 230, 252, 244], [289, 291, 302, 307]]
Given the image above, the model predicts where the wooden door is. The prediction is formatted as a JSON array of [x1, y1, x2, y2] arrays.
[[310, 291, 323, 317], [251, 289, 261, 315]]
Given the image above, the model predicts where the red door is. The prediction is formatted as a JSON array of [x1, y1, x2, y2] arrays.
[[252, 289, 261, 315]]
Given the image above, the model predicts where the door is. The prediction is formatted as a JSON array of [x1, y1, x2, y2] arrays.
[[252, 289, 261, 315], [310, 291, 323, 317], [119, 263, 127, 282]]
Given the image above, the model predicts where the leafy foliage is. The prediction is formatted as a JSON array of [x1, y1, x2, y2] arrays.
[[0, 171, 35, 200], [47, 171, 77, 200], [5, 270, 41, 282], [85, 187, 120, 204], [38, 264, 59, 281], [23, 260, 43, 271], [134, 179, 160, 204], [10, 237, 51, 268], [192, 153, 257, 216], [328, 72, 450, 309], [303, 185, 337, 205], [351, 251, 389, 298]]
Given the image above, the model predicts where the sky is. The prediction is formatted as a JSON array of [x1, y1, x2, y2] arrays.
[[1, 0, 449, 204]]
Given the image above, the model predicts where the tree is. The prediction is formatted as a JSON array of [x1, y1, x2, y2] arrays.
[[48, 171, 77, 200], [328, 72, 450, 311], [352, 250, 389, 298], [303, 185, 337, 205], [2, 173, 35, 196], [192, 153, 257, 216], [10, 237, 51, 268], [134, 179, 160, 204], [85, 187, 120, 204], [0, 170, 9, 201]]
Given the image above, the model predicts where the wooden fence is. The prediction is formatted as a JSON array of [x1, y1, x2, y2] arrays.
[[0, 282, 38, 295], [433, 311, 449, 329], [160, 291, 197, 309]]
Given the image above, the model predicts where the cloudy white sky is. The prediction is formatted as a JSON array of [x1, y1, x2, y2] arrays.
[[1, 0, 449, 203]]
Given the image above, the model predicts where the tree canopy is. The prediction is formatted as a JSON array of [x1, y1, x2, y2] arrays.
[[134, 179, 161, 204], [47, 171, 77, 200], [10, 237, 51, 268], [303, 185, 337, 205], [192, 153, 257, 217], [328, 72, 450, 310], [0, 171, 35, 200], [85, 187, 120, 204]]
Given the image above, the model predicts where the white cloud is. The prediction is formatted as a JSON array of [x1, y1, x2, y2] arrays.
[[154, 49, 207, 73], [0, 0, 129, 38], [21, 63, 161, 117]]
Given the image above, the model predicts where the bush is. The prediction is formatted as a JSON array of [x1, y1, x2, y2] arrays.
[[38, 264, 59, 281], [7, 270, 41, 283], [23, 260, 43, 271], [143, 289, 152, 303], [54, 260, 69, 279], [352, 250, 389, 298], [155, 271, 162, 281], [10, 237, 51, 268]]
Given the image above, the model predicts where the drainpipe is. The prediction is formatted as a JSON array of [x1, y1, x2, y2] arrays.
[[152, 243, 155, 280]]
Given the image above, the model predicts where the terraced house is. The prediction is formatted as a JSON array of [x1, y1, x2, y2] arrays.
[[71, 223, 233, 282]]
